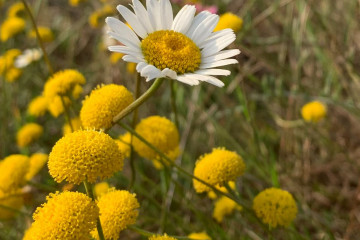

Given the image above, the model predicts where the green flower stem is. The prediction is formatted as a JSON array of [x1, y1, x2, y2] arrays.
[[112, 78, 164, 124], [170, 81, 179, 129], [83, 181, 106, 240], [129, 73, 142, 190], [60, 95, 74, 132], [21, 0, 54, 74], [117, 122, 239, 204]]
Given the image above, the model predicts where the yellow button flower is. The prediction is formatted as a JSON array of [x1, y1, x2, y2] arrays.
[[47, 96, 71, 118], [188, 232, 211, 240], [214, 12, 243, 33], [62, 117, 82, 135], [68, 0, 87, 7], [116, 132, 132, 158], [94, 182, 110, 198], [133, 116, 180, 169], [48, 130, 124, 184], [301, 101, 327, 123], [253, 188, 298, 228], [213, 196, 242, 223], [16, 123, 43, 148], [25, 153, 48, 180], [149, 234, 177, 240], [25, 191, 98, 240], [92, 190, 140, 240], [0, 17, 25, 42], [80, 84, 134, 130], [28, 27, 54, 43], [193, 148, 245, 193], [0, 154, 29, 192], [28, 96, 48, 117], [0, 48, 22, 82], [7, 2, 25, 18]]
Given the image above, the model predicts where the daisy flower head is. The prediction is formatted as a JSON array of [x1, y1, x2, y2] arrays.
[[105, 0, 240, 87]]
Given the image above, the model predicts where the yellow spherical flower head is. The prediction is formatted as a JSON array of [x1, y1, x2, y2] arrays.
[[72, 84, 83, 99], [63, 117, 83, 135], [110, 52, 124, 64], [133, 116, 180, 169], [48, 130, 124, 184], [193, 148, 245, 193], [47, 96, 71, 118], [17, 123, 43, 148], [207, 181, 236, 200], [253, 188, 298, 228], [94, 182, 110, 198], [214, 13, 243, 33], [1, 17, 25, 42], [89, 5, 115, 28], [188, 232, 211, 240], [116, 132, 132, 158], [28, 27, 54, 43], [213, 196, 242, 223], [43, 69, 86, 99], [28, 96, 48, 117], [26, 191, 98, 240], [127, 62, 137, 74], [80, 84, 134, 130], [301, 101, 327, 123], [149, 234, 177, 240], [0, 189, 24, 220], [69, 0, 87, 7], [5, 67, 22, 82], [25, 153, 48, 180], [7, 2, 25, 18], [92, 190, 140, 240], [0, 154, 29, 192], [0, 48, 22, 82]]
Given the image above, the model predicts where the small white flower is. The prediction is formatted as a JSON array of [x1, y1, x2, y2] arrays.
[[105, 0, 240, 87], [15, 48, 42, 68]]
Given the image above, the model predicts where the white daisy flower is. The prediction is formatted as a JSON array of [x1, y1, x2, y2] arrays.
[[15, 48, 43, 68], [105, 0, 240, 87]]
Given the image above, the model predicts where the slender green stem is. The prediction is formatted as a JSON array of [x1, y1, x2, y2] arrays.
[[129, 74, 142, 190], [112, 78, 164, 124], [83, 181, 106, 240], [170, 81, 179, 129], [21, 0, 53, 74], [60, 95, 74, 132]]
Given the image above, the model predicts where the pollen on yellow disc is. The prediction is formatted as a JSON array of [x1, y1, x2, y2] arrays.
[[253, 188, 298, 228], [141, 30, 201, 74], [193, 148, 245, 193], [16, 123, 43, 148], [24, 191, 98, 240], [48, 130, 124, 184], [80, 84, 134, 130]]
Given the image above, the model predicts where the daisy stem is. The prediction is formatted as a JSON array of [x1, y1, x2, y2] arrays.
[[21, 0, 54, 75], [170, 81, 179, 129], [83, 181, 106, 240], [112, 78, 164, 124], [129, 73, 142, 190]]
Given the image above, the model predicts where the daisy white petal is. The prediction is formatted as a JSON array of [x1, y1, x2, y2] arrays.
[[141, 64, 162, 81], [161, 0, 173, 30], [190, 14, 219, 46], [116, 5, 148, 38], [201, 49, 240, 64], [184, 73, 224, 87], [200, 59, 238, 69], [147, 0, 163, 30], [201, 33, 236, 57], [136, 62, 149, 72], [122, 55, 144, 63], [195, 69, 231, 76], [176, 75, 200, 86], [108, 45, 143, 57], [131, 0, 154, 33], [161, 68, 177, 79], [186, 11, 212, 37], [198, 29, 233, 48], [171, 5, 196, 34]]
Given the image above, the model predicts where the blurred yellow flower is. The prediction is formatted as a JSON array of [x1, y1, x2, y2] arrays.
[[94, 182, 109, 198], [80, 84, 133, 130], [5, 67, 22, 82], [149, 234, 177, 240], [72, 84, 83, 99], [207, 181, 236, 199], [7, 2, 25, 18], [43, 69, 86, 99], [0, 189, 23, 220], [126, 62, 137, 74], [0, 154, 29, 192], [301, 101, 327, 123], [17, 123, 43, 148], [47, 96, 71, 118], [28, 27, 54, 43], [133, 116, 180, 169], [28, 96, 48, 117], [116, 132, 132, 158], [68, 0, 87, 7], [62, 117, 82, 135], [0, 17, 25, 42], [188, 232, 211, 240], [214, 12, 243, 33], [253, 188, 297, 228], [213, 196, 242, 223], [110, 52, 124, 64], [89, 5, 115, 28], [25, 191, 98, 240], [0, 48, 22, 82], [25, 153, 48, 180], [92, 190, 140, 240], [193, 148, 245, 193], [48, 130, 123, 184]]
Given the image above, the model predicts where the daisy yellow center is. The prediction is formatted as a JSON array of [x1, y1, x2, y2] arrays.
[[141, 30, 201, 74]]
